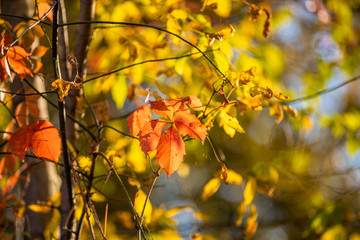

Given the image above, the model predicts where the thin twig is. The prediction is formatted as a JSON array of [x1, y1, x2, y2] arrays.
[[83, 49, 219, 83], [283, 75, 360, 104], [140, 167, 161, 227], [58, 20, 231, 85], [96, 152, 147, 240], [9, 2, 56, 47], [100, 125, 138, 140]]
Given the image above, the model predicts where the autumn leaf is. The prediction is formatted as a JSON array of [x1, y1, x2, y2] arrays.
[[30, 120, 61, 163], [218, 110, 245, 138], [150, 99, 174, 120], [5, 46, 33, 79], [201, 177, 221, 200], [127, 104, 151, 136], [36, 0, 54, 22], [156, 126, 186, 178], [9, 120, 61, 163], [174, 111, 207, 142], [138, 120, 168, 155], [9, 124, 34, 160], [134, 190, 152, 224]]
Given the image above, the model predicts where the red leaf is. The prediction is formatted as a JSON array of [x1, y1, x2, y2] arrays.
[[156, 126, 186, 178], [30, 120, 61, 163], [9, 125, 34, 160], [139, 120, 168, 155], [174, 111, 207, 142], [127, 104, 151, 136]]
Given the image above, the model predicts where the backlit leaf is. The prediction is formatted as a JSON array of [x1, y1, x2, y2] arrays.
[[127, 104, 151, 136], [1, 45, 33, 80], [225, 170, 243, 185], [174, 111, 207, 142], [218, 110, 245, 138], [9, 124, 34, 160], [156, 126, 186, 178], [244, 204, 258, 239], [37, 0, 54, 22], [201, 177, 221, 200], [111, 75, 128, 108], [28, 203, 52, 213], [235, 201, 246, 226], [139, 120, 168, 155], [134, 190, 152, 224], [30, 120, 61, 163], [244, 177, 257, 205]]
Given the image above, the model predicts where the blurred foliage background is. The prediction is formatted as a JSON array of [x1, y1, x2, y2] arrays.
[[2, 0, 360, 239]]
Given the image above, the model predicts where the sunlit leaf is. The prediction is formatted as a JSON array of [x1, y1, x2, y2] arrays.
[[320, 224, 346, 240], [244, 177, 257, 205], [134, 190, 152, 224], [127, 103, 151, 136], [28, 203, 52, 213], [174, 111, 207, 142], [235, 201, 246, 226], [111, 75, 128, 108], [218, 110, 245, 138], [201, 177, 221, 200], [139, 120, 168, 155], [244, 204, 258, 239], [156, 126, 186, 178]]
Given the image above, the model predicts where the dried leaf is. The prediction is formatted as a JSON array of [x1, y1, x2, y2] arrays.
[[248, 4, 262, 21], [269, 102, 284, 124], [263, 9, 271, 38]]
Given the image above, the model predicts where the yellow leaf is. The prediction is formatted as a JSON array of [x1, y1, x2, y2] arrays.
[[239, 67, 256, 85], [244, 177, 257, 205], [77, 156, 92, 172], [350, 233, 360, 240], [235, 201, 246, 226], [283, 105, 299, 119], [134, 190, 152, 224], [28, 204, 52, 214], [49, 192, 61, 208], [214, 0, 232, 18], [219, 110, 245, 138], [44, 209, 61, 240], [225, 170, 243, 185], [320, 225, 347, 240], [201, 178, 221, 200], [244, 204, 258, 239], [171, 9, 188, 19], [269, 102, 283, 124]]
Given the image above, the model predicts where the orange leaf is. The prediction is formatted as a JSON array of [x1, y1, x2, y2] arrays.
[[156, 126, 186, 178], [0, 57, 8, 82], [30, 120, 61, 163], [6, 46, 33, 79], [183, 96, 204, 111], [139, 120, 168, 155], [37, 0, 54, 22], [150, 99, 173, 120], [9, 124, 34, 160], [174, 111, 207, 142], [127, 104, 151, 136], [32, 46, 49, 57], [9, 120, 61, 163]]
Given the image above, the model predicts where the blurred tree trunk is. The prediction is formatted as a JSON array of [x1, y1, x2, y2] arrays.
[[1, 1, 61, 239]]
